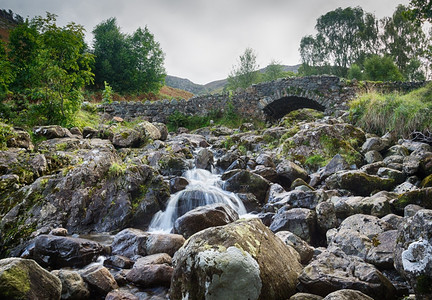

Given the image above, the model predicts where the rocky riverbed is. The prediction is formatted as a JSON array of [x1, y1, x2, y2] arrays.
[[0, 109, 431, 299]]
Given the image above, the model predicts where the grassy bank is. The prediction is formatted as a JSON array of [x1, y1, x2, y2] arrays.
[[349, 82, 432, 138]]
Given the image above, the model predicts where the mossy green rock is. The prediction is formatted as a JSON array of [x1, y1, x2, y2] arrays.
[[170, 218, 302, 300], [421, 174, 432, 188], [0, 258, 61, 299], [325, 170, 396, 196], [394, 188, 432, 213]]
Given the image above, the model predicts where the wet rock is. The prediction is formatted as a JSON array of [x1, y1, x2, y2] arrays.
[[112, 228, 149, 258], [145, 233, 185, 257], [104, 255, 134, 269], [322, 289, 373, 300], [169, 176, 189, 193], [216, 151, 239, 170], [276, 231, 315, 264], [32, 235, 105, 268], [135, 121, 161, 140], [33, 125, 70, 139], [79, 265, 118, 297], [325, 170, 396, 196], [270, 207, 319, 245], [158, 154, 189, 176], [0, 257, 62, 300], [51, 269, 90, 300], [297, 247, 396, 299], [252, 166, 278, 182], [170, 219, 302, 300], [194, 148, 213, 170], [223, 169, 270, 203], [174, 203, 239, 238], [225, 158, 247, 172], [126, 264, 173, 287], [112, 129, 142, 148], [394, 209, 432, 298]]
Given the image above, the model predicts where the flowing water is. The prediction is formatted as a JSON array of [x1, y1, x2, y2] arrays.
[[149, 168, 247, 232]]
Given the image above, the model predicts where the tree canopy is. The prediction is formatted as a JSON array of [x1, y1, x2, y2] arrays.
[[2, 13, 94, 126], [299, 5, 431, 81], [227, 47, 260, 90], [92, 18, 166, 94]]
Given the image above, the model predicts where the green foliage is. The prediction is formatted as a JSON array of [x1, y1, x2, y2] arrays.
[[102, 81, 113, 104], [0, 122, 16, 150], [299, 7, 379, 77], [92, 18, 166, 94], [299, 4, 430, 80], [305, 154, 326, 169], [363, 55, 404, 81], [263, 60, 286, 82], [381, 5, 426, 80], [349, 83, 432, 138], [108, 162, 128, 177], [3, 13, 94, 127], [347, 64, 363, 80], [167, 102, 252, 132], [0, 41, 15, 98], [227, 48, 260, 90]]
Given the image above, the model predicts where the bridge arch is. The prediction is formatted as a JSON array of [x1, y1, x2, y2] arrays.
[[262, 95, 326, 120]]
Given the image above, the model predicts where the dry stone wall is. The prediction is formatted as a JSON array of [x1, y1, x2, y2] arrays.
[[99, 76, 427, 123]]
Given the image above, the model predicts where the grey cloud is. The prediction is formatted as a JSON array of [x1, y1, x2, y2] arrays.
[[2, 0, 410, 84]]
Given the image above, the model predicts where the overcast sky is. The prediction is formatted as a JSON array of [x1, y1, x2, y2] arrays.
[[2, 0, 410, 84]]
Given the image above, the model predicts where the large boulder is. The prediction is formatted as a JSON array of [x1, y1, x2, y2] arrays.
[[32, 235, 105, 268], [112, 129, 142, 148], [134, 121, 161, 140], [270, 207, 319, 245], [79, 265, 118, 297], [222, 170, 271, 203], [394, 209, 432, 298], [0, 258, 62, 299], [298, 247, 396, 299], [126, 264, 173, 287], [174, 203, 239, 239], [170, 219, 302, 300], [327, 214, 393, 260], [325, 170, 396, 196]]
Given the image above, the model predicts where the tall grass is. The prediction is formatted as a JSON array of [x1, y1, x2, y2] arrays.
[[349, 82, 432, 138]]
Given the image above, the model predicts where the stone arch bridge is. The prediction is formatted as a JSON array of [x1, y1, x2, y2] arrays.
[[101, 76, 426, 123]]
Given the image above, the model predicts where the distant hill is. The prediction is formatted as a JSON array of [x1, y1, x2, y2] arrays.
[[166, 64, 301, 95], [0, 9, 23, 42]]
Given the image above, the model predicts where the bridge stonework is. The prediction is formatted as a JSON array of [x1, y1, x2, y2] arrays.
[[100, 76, 427, 123]]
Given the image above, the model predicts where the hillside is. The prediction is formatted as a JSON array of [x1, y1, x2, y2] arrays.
[[166, 64, 301, 95], [0, 9, 22, 42]]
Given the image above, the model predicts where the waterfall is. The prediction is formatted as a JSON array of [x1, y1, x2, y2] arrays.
[[149, 168, 247, 232]]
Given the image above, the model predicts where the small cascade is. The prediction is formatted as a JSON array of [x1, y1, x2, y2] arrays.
[[149, 168, 247, 232]]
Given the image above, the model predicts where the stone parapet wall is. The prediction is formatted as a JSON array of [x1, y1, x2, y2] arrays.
[[99, 76, 428, 123]]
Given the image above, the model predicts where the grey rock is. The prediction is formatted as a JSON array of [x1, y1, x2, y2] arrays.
[[80, 265, 118, 297], [51, 269, 90, 300], [174, 203, 239, 239], [364, 150, 383, 164], [276, 231, 315, 264], [0, 258, 62, 300], [126, 263, 173, 287], [322, 289, 373, 300], [270, 207, 319, 245], [298, 247, 396, 299], [194, 148, 214, 170]]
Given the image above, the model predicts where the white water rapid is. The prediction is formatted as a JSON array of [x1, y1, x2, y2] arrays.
[[148, 168, 247, 233]]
